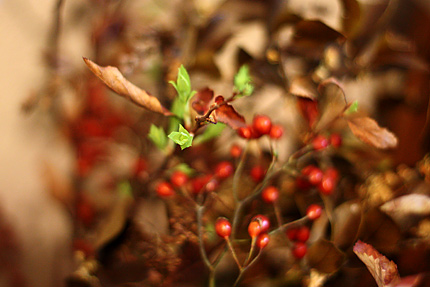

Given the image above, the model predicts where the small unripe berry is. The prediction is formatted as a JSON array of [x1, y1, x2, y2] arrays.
[[312, 135, 329, 151], [330, 133, 342, 148], [269, 124, 283, 139], [292, 242, 307, 259], [156, 181, 175, 197], [252, 215, 270, 233], [237, 126, 252, 139], [262, 186, 279, 203], [215, 218, 232, 238], [250, 165, 265, 182], [257, 233, 270, 249], [306, 204, 323, 220], [296, 226, 310, 242], [170, 171, 188, 187], [230, 144, 242, 158], [215, 161, 234, 179], [252, 115, 272, 135], [248, 221, 262, 238]]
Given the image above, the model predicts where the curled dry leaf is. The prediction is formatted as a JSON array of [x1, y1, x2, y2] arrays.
[[380, 194, 430, 231], [353, 240, 400, 287], [307, 239, 346, 273], [191, 87, 214, 115], [347, 117, 398, 149], [83, 57, 172, 116], [289, 76, 319, 100], [213, 96, 246, 129]]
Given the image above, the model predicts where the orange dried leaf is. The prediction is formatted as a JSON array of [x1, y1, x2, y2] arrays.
[[353, 240, 400, 287], [213, 96, 246, 130], [289, 76, 318, 100], [347, 117, 398, 149], [83, 57, 171, 116]]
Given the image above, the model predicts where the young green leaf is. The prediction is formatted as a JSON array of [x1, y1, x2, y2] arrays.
[[234, 65, 254, 96], [169, 65, 195, 103], [148, 124, 168, 150], [345, 100, 359, 115], [168, 124, 193, 150]]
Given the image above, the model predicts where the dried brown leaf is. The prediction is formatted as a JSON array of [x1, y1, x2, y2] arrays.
[[380, 194, 430, 231], [289, 76, 319, 100], [307, 239, 346, 273], [213, 96, 246, 129], [347, 117, 398, 149], [333, 200, 362, 250], [297, 97, 319, 128], [353, 240, 400, 287], [191, 87, 214, 115], [83, 57, 171, 116]]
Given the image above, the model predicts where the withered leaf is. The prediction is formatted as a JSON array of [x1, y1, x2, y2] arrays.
[[333, 200, 362, 250], [289, 76, 319, 100], [315, 77, 347, 131], [83, 57, 171, 116], [380, 194, 430, 231], [191, 87, 214, 115], [307, 239, 345, 273], [353, 240, 400, 287], [347, 117, 398, 149], [213, 96, 246, 130]]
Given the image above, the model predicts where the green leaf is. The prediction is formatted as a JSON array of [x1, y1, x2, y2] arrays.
[[168, 124, 193, 150], [345, 100, 359, 115], [194, 123, 225, 144], [170, 65, 193, 103], [148, 124, 168, 150], [174, 163, 195, 176], [234, 65, 254, 96]]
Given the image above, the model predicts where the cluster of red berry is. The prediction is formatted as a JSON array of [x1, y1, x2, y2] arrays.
[[155, 161, 235, 197], [237, 115, 283, 140], [296, 165, 340, 195]]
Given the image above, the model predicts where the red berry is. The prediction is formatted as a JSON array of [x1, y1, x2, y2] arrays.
[[250, 165, 265, 182], [230, 144, 242, 158], [286, 227, 298, 241], [156, 182, 175, 197], [133, 158, 146, 176], [312, 135, 329, 151], [215, 218, 232, 238], [237, 126, 252, 139], [292, 242, 307, 259], [191, 175, 212, 194], [262, 186, 279, 203], [252, 115, 272, 135], [170, 171, 188, 187], [306, 204, 322, 220], [215, 161, 234, 179], [296, 226, 310, 242], [257, 233, 270, 249], [249, 126, 263, 139], [330, 133, 342, 148], [301, 165, 323, 185], [248, 221, 262, 238], [252, 215, 270, 233], [317, 168, 339, 195], [205, 178, 219, 192], [269, 124, 283, 139]]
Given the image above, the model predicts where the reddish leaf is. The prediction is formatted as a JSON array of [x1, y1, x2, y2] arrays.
[[192, 87, 214, 114], [353, 240, 400, 287], [297, 97, 319, 127], [83, 57, 172, 116], [347, 117, 398, 149], [213, 96, 246, 130]]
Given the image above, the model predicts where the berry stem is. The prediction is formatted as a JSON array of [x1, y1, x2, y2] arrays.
[[233, 250, 263, 286], [232, 142, 249, 203], [226, 237, 242, 270], [243, 236, 257, 266], [273, 200, 284, 229], [196, 205, 214, 272]]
